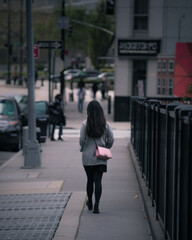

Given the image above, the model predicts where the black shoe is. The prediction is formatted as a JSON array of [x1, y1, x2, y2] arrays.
[[93, 204, 99, 214], [58, 137, 64, 141], [86, 200, 93, 211], [51, 138, 55, 141]]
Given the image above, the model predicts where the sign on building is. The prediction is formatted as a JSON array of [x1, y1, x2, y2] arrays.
[[118, 39, 161, 57]]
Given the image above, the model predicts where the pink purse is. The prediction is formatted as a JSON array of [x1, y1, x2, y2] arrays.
[[96, 146, 112, 160]]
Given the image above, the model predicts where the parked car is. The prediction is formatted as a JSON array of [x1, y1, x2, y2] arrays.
[[80, 70, 101, 81], [21, 101, 49, 143], [64, 69, 82, 80], [0, 96, 22, 151], [2, 94, 28, 113], [50, 74, 60, 82], [97, 72, 114, 81], [2, 94, 49, 143]]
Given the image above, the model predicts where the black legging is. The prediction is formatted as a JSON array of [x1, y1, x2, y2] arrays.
[[84, 165, 103, 206]]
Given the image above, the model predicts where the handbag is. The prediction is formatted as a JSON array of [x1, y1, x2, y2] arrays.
[[94, 139, 112, 160], [96, 146, 112, 160]]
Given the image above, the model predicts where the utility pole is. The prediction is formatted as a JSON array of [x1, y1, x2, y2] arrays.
[[6, 0, 11, 84], [18, 0, 23, 85], [60, 0, 65, 97], [24, 0, 41, 168]]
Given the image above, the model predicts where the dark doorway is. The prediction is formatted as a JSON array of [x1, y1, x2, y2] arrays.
[[132, 60, 147, 96]]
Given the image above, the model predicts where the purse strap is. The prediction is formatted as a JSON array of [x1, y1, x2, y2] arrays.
[[93, 136, 107, 148], [93, 138, 98, 147]]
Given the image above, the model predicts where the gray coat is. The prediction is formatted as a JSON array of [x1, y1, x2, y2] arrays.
[[79, 120, 114, 166]]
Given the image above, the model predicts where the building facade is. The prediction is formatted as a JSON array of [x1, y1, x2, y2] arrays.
[[114, 0, 192, 121]]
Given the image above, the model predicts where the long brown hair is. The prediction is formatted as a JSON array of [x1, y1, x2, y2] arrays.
[[86, 100, 106, 138]]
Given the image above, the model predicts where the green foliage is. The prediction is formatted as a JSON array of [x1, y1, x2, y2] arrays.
[[65, 6, 89, 54], [0, 3, 115, 68], [87, 1, 114, 69], [33, 12, 60, 42]]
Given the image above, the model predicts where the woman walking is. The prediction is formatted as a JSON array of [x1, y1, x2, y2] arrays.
[[79, 100, 114, 213]]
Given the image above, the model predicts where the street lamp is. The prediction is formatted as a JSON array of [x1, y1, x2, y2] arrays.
[[6, 0, 11, 84], [60, 0, 65, 98], [24, 0, 41, 168], [18, 0, 24, 85]]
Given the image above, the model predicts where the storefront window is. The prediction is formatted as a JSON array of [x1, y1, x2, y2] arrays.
[[133, 61, 147, 96]]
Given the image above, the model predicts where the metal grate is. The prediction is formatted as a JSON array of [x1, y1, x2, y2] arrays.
[[0, 192, 71, 240]]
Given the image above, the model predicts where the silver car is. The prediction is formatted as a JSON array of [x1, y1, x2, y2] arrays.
[[0, 96, 22, 151]]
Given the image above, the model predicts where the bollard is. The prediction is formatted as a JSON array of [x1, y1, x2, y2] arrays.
[[108, 95, 111, 114], [69, 92, 74, 102], [22, 126, 29, 156], [41, 77, 44, 86]]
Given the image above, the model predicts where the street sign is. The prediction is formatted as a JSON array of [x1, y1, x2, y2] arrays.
[[34, 45, 39, 58], [57, 16, 69, 29], [37, 41, 63, 49]]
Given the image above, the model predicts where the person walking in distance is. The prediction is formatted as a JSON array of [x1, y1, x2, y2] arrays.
[[77, 86, 86, 113], [92, 82, 98, 99], [49, 94, 65, 141], [79, 100, 114, 213]]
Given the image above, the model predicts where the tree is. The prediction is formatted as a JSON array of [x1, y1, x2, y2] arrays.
[[87, 1, 114, 69]]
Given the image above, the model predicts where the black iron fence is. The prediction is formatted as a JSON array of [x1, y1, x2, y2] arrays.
[[130, 97, 192, 240]]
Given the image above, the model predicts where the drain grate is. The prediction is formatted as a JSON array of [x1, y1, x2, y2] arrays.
[[0, 192, 71, 240]]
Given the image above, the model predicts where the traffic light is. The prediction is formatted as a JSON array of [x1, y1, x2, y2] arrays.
[[68, 25, 73, 37], [106, 0, 115, 15]]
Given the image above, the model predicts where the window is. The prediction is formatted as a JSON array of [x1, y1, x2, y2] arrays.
[[132, 61, 147, 96], [162, 79, 166, 95], [0, 100, 15, 116], [158, 61, 162, 72], [134, 0, 148, 30], [168, 60, 174, 72], [157, 78, 161, 94], [162, 61, 166, 72], [168, 78, 174, 95]]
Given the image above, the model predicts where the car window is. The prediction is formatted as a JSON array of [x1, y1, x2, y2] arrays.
[[14, 95, 28, 104], [0, 100, 16, 116], [35, 102, 47, 115]]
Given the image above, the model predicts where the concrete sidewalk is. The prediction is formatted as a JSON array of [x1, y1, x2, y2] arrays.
[[0, 81, 153, 240]]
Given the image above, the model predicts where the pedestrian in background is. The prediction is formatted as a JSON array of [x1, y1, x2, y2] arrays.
[[35, 69, 38, 84], [13, 73, 18, 85], [49, 94, 65, 141], [100, 80, 107, 100], [79, 100, 114, 213], [92, 82, 98, 99], [78, 77, 85, 89], [77, 86, 86, 113]]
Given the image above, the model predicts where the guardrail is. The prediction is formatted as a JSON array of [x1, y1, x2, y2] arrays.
[[130, 97, 192, 240]]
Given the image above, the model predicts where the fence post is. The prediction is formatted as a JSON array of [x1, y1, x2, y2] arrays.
[[174, 105, 192, 240]]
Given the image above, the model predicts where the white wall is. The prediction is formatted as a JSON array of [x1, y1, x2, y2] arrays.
[[147, 60, 158, 96], [115, 59, 132, 96]]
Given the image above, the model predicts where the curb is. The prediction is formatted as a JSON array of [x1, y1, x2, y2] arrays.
[[53, 191, 86, 240], [128, 142, 165, 240]]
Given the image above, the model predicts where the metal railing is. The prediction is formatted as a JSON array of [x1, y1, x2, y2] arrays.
[[130, 97, 192, 240]]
